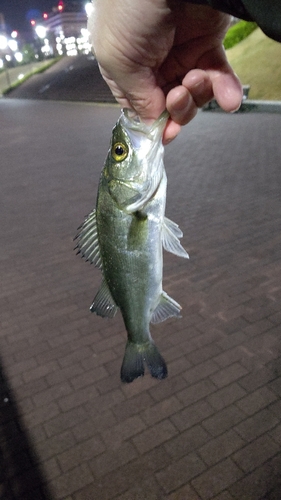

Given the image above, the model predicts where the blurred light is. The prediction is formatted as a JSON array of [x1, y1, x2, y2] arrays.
[[15, 52, 23, 63], [58, 1, 64, 11], [0, 35, 7, 50], [8, 39, 18, 52], [11, 31, 18, 38], [30, 19, 36, 26], [35, 25, 47, 38], [18, 73, 25, 80], [85, 2, 93, 17], [43, 13, 48, 19], [5, 55, 12, 62]]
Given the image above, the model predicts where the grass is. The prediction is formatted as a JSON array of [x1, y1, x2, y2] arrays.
[[226, 28, 281, 100]]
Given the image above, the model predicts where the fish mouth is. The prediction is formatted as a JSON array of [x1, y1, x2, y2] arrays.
[[116, 109, 168, 212]]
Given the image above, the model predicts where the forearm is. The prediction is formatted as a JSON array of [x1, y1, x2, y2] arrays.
[[185, 0, 281, 42]]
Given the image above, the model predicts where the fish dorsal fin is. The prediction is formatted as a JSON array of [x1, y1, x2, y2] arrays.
[[90, 280, 118, 318], [151, 291, 182, 324], [74, 209, 102, 269], [162, 217, 189, 259]]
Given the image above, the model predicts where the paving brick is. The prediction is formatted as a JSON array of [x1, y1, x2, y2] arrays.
[[132, 419, 178, 454], [170, 399, 215, 432], [102, 415, 147, 449], [23, 360, 60, 384], [187, 343, 222, 366], [32, 381, 73, 408], [210, 363, 249, 388], [235, 386, 278, 416], [177, 378, 217, 407], [112, 477, 163, 500], [191, 458, 243, 500], [71, 410, 117, 441], [182, 359, 219, 386], [198, 429, 245, 466], [202, 405, 246, 437], [232, 434, 279, 473], [90, 441, 138, 477], [43, 406, 88, 438], [57, 384, 99, 412], [211, 493, 235, 500], [155, 452, 206, 494], [70, 365, 109, 390], [239, 366, 277, 394], [24, 401, 61, 428], [206, 382, 247, 411], [57, 435, 106, 473], [148, 375, 187, 402], [234, 408, 280, 442], [228, 456, 281, 500], [164, 424, 211, 460], [140, 395, 183, 427], [51, 463, 94, 499], [165, 483, 201, 499], [112, 391, 154, 422]]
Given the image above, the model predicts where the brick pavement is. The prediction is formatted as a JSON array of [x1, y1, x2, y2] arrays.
[[1, 99, 281, 499]]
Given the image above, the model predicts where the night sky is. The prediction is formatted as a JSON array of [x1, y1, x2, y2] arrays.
[[0, 0, 83, 33]]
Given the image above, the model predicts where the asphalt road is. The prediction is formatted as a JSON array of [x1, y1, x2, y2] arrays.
[[5, 55, 116, 103]]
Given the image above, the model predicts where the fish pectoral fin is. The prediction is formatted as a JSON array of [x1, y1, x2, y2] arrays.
[[90, 280, 118, 318], [150, 291, 182, 324], [74, 209, 102, 269], [162, 216, 189, 259]]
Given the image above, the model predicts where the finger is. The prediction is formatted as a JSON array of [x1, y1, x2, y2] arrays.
[[181, 69, 214, 107], [209, 68, 243, 112], [196, 47, 243, 112], [163, 120, 182, 145], [166, 85, 198, 126]]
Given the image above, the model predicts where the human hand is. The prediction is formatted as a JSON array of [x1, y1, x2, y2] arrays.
[[88, 0, 242, 143]]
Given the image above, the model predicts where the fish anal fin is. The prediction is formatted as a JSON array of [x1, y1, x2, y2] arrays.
[[162, 216, 189, 259], [151, 291, 182, 324], [90, 280, 118, 318]]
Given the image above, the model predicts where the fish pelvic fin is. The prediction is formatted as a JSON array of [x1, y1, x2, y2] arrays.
[[90, 280, 118, 318], [74, 209, 103, 269], [162, 216, 189, 259], [120, 341, 167, 383], [151, 291, 182, 324]]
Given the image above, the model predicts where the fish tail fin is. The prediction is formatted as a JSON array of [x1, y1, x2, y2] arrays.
[[120, 341, 167, 383], [145, 342, 168, 381]]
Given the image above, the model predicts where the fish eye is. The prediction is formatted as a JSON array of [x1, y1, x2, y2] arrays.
[[112, 142, 128, 162]]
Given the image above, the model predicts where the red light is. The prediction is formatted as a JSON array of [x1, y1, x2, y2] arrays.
[[30, 19, 36, 26], [58, 1, 64, 11], [43, 12, 48, 19]]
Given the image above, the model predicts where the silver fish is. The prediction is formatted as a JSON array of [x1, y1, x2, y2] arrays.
[[75, 109, 189, 383]]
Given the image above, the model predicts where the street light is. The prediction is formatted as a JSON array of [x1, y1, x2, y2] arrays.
[[0, 35, 7, 50], [85, 2, 93, 17], [35, 25, 47, 39]]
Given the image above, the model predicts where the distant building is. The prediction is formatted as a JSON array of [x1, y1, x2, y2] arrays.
[[42, 1, 91, 56], [0, 13, 5, 32]]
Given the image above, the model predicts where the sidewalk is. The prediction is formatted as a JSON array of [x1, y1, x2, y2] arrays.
[[0, 99, 281, 499], [0, 60, 56, 95]]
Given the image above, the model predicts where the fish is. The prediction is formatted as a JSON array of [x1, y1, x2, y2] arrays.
[[75, 109, 189, 383]]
